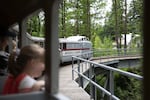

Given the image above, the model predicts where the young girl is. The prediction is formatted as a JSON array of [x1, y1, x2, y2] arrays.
[[2, 44, 45, 94]]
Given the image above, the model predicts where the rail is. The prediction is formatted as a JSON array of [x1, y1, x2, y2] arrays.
[[93, 48, 142, 58], [72, 56, 143, 100]]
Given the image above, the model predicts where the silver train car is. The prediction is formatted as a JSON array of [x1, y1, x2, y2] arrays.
[[59, 36, 93, 63], [25, 33, 93, 63]]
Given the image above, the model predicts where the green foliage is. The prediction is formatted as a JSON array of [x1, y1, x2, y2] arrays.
[[93, 34, 102, 49], [101, 0, 143, 49], [93, 34, 113, 49], [128, 0, 143, 35], [27, 12, 45, 37], [58, 0, 107, 40], [31, 32, 44, 37], [102, 37, 113, 48], [114, 67, 143, 100], [85, 66, 142, 99], [26, 0, 143, 51]]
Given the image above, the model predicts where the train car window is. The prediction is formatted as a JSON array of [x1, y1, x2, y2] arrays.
[[67, 43, 81, 49], [59, 43, 63, 50], [66, 43, 73, 49], [40, 42, 44, 47], [63, 43, 66, 50]]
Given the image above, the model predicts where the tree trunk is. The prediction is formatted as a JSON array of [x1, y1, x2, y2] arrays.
[[124, 0, 127, 54], [61, 0, 66, 37], [114, 0, 119, 50], [75, 0, 79, 35]]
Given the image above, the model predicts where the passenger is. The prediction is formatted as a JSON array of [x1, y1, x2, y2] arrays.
[[2, 44, 45, 95], [12, 40, 20, 55], [12, 40, 17, 52], [0, 29, 16, 76]]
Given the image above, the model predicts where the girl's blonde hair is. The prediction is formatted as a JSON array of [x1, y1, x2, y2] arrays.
[[8, 44, 45, 77]]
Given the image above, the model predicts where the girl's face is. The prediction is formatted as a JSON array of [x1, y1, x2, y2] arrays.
[[26, 59, 45, 78]]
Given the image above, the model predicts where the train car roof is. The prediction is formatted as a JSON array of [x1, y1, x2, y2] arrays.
[[66, 35, 89, 41], [26, 33, 44, 42], [59, 37, 91, 44], [59, 35, 90, 42], [25, 35, 91, 44]]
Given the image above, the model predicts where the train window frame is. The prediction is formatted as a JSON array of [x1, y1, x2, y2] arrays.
[[62, 43, 66, 50]]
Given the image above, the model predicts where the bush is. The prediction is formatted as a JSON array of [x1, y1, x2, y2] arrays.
[[114, 67, 143, 100], [85, 67, 143, 99]]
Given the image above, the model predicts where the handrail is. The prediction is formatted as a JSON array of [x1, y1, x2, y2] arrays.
[[73, 56, 143, 80], [73, 69, 120, 100], [72, 55, 143, 100], [92, 48, 142, 58]]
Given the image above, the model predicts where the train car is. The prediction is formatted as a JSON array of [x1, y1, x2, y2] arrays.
[[59, 36, 93, 63], [25, 33, 93, 63]]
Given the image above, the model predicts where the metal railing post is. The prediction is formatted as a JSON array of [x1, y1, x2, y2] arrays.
[[81, 61, 83, 72], [77, 59, 82, 87], [94, 76, 97, 100], [89, 63, 94, 99], [109, 71, 114, 100], [72, 57, 74, 80], [89, 64, 97, 100], [102, 74, 109, 99]]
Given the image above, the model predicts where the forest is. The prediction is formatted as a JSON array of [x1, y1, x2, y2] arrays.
[[27, 0, 143, 50], [26, 0, 143, 99]]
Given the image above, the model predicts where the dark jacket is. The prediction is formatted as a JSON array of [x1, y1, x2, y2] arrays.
[[0, 51, 9, 75]]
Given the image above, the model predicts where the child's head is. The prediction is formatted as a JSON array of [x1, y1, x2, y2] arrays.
[[9, 44, 45, 78], [0, 29, 16, 51]]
